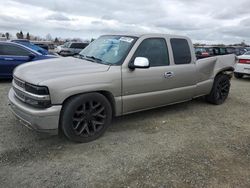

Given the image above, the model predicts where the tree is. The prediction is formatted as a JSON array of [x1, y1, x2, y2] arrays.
[[16, 32, 20, 39], [26, 32, 30, 40], [19, 31, 24, 39], [54, 37, 59, 43], [240, 40, 246, 47], [1, 34, 5, 37], [5, 32, 10, 40], [16, 31, 24, 39], [46, 33, 52, 41]]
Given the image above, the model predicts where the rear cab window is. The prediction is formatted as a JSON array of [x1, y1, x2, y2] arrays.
[[170, 38, 192, 65]]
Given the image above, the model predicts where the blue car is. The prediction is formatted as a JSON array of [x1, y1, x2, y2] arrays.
[[11, 39, 49, 55], [0, 42, 57, 78]]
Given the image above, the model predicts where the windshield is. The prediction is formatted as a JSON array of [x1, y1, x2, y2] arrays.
[[79, 35, 137, 65], [195, 48, 206, 53], [61, 42, 70, 48], [244, 51, 250, 55]]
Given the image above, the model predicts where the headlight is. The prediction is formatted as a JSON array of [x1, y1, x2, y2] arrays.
[[25, 83, 50, 95]]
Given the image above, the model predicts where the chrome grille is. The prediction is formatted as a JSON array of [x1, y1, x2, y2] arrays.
[[14, 77, 25, 89], [13, 86, 26, 102]]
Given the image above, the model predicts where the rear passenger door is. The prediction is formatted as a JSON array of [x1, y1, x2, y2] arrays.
[[122, 37, 197, 114], [0, 44, 32, 77]]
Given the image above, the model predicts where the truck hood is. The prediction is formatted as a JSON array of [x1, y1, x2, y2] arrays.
[[14, 57, 110, 84]]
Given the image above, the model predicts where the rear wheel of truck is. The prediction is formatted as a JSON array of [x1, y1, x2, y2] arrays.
[[234, 72, 244, 79], [205, 74, 231, 105], [61, 93, 112, 143]]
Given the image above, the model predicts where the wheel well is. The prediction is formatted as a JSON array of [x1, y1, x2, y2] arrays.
[[61, 91, 116, 116], [215, 67, 234, 78], [58, 91, 116, 135]]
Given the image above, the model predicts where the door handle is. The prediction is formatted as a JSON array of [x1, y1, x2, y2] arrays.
[[4, 58, 14, 61], [164, 71, 174, 78]]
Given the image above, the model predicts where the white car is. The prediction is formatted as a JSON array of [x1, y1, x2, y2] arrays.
[[234, 51, 250, 78], [55, 42, 89, 56]]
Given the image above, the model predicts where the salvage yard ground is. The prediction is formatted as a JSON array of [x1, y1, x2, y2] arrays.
[[0, 78, 250, 187]]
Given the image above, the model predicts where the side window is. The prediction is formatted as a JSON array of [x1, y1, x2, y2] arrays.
[[170, 38, 191, 65], [71, 43, 88, 49], [220, 48, 226, 55], [0, 44, 30, 56], [133, 38, 169, 67]]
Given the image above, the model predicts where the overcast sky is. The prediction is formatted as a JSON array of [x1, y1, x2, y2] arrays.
[[0, 0, 249, 44]]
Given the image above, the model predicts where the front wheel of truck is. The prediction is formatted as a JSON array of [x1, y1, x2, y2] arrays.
[[205, 74, 231, 105], [61, 93, 112, 143]]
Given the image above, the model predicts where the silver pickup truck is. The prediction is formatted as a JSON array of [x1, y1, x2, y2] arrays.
[[8, 34, 236, 142]]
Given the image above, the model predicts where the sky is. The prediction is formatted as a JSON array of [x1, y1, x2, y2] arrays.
[[0, 0, 249, 44]]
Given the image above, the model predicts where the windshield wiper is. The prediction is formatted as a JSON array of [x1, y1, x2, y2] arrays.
[[86, 56, 103, 63], [77, 54, 95, 62]]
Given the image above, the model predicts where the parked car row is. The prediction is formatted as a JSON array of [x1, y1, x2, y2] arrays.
[[195, 46, 247, 59]]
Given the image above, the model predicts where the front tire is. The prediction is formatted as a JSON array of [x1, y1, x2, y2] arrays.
[[234, 72, 244, 79], [61, 93, 112, 143], [206, 74, 231, 105]]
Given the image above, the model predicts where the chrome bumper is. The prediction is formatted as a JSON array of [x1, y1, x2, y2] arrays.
[[8, 88, 62, 134]]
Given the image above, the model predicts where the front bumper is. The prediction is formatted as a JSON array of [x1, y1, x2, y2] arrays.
[[8, 88, 62, 134], [235, 63, 250, 75]]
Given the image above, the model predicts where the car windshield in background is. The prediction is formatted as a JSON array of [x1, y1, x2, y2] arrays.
[[79, 35, 137, 65], [195, 48, 207, 53], [244, 51, 250, 55], [63, 42, 70, 48]]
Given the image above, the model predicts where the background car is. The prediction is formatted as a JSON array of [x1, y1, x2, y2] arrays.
[[0, 42, 57, 78], [205, 46, 228, 56], [32, 42, 49, 51], [11, 39, 49, 55], [195, 47, 210, 59], [234, 51, 250, 78], [55, 42, 89, 56]]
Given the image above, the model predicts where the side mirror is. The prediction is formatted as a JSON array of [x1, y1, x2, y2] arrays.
[[129, 57, 150, 69]]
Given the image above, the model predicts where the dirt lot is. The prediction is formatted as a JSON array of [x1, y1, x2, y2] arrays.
[[0, 78, 250, 188]]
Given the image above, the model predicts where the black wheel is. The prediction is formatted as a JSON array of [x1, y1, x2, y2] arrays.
[[61, 93, 112, 143], [206, 74, 231, 105], [234, 72, 244, 79]]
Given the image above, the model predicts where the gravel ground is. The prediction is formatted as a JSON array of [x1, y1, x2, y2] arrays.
[[0, 77, 250, 188]]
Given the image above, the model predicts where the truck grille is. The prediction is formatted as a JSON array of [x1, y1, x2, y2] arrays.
[[13, 86, 26, 102], [13, 77, 26, 101], [14, 77, 25, 89]]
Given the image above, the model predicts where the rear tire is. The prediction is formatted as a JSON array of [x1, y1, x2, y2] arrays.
[[234, 72, 244, 79], [206, 74, 231, 105], [61, 93, 112, 143]]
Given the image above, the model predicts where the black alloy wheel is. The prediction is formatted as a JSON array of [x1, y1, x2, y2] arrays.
[[61, 93, 112, 142], [206, 74, 231, 105], [72, 101, 106, 137]]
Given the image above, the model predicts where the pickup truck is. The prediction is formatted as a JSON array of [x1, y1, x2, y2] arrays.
[[8, 34, 236, 142]]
